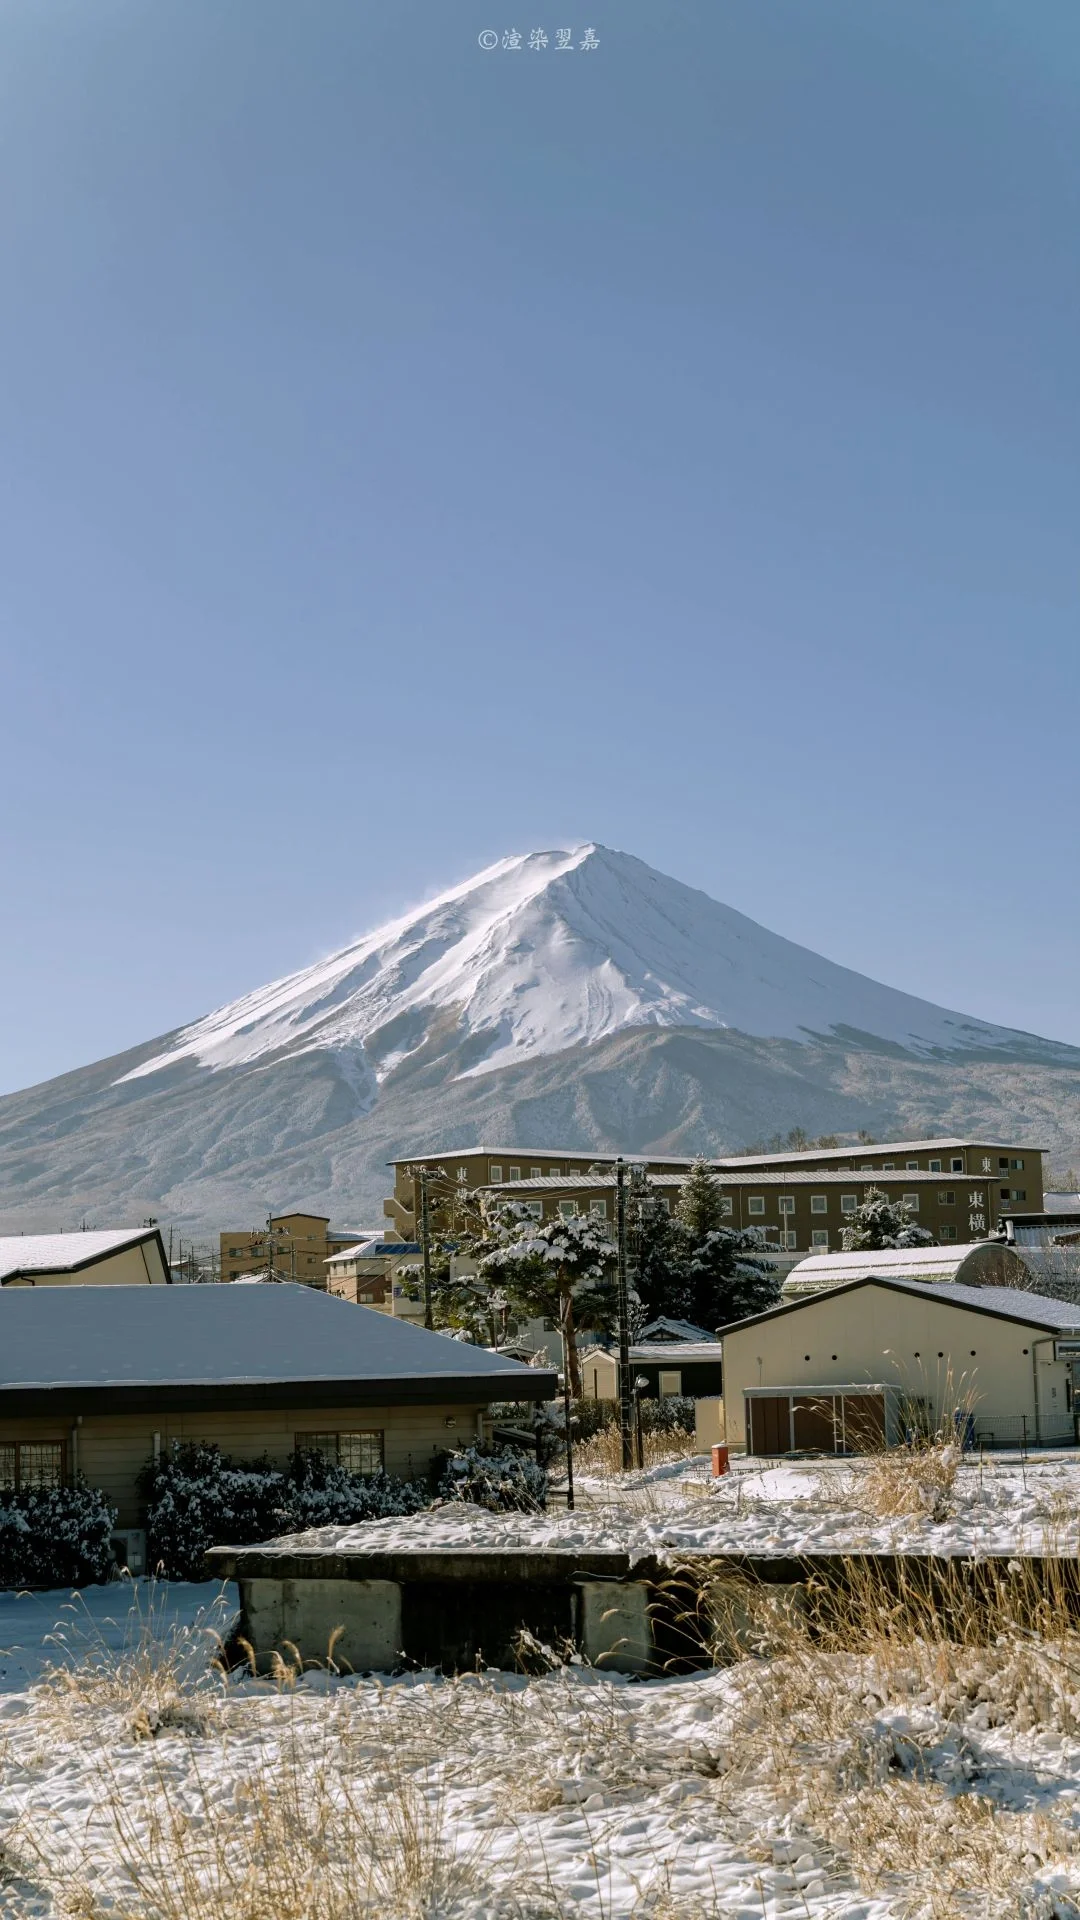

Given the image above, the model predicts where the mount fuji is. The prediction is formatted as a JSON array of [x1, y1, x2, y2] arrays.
[[1, 844, 1078, 1233]]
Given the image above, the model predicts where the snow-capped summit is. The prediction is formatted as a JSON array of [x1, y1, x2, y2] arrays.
[[119, 842, 1037, 1089]]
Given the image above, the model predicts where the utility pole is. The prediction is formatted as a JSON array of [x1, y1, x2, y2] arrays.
[[615, 1157, 633, 1471], [561, 1293, 575, 1510]]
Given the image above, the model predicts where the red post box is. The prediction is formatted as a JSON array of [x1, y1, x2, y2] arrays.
[[711, 1444, 730, 1477]]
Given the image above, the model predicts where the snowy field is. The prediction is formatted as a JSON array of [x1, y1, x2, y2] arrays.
[[262, 1450, 1080, 1564], [3, 1573, 1080, 1916]]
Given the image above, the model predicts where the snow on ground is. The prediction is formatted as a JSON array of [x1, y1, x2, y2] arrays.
[[265, 1451, 1080, 1563], [3, 1577, 1080, 1916], [0, 1580, 236, 1694]]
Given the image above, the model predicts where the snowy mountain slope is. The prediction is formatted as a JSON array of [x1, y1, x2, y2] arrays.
[[1, 843, 1078, 1234], [118, 843, 1059, 1090]]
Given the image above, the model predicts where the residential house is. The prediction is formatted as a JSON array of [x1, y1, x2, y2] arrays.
[[0, 1283, 557, 1526], [0, 1229, 170, 1287]]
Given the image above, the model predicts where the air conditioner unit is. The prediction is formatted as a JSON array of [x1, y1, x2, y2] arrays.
[[111, 1529, 147, 1576]]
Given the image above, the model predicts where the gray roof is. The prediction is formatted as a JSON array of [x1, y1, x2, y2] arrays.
[[0, 1283, 556, 1410], [394, 1137, 1039, 1169], [0, 1229, 161, 1284], [721, 1273, 1080, 1337]]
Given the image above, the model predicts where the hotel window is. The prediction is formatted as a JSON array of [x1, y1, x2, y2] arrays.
[[548, 1167, 561, 1178], [860, 1164, 874, 1172], [778, 1195, 795, 1215], [999, 1158, 1010, 1171], [0, 1442, 65, 1490], [929, 1159, 942, 1173], [509, 1167, 521, 1181], [747, 1196, 765, 1216], [1011, 1159, 1025, 1171], [720, 1196, 733, 1216], [938, 1191, 955, 1205], [524, 1201, 543, 1220], [810, 1195, 828, 1214], [590, 1199, 608, 1218], [903, 1194, 920, 1210], [295, 1431, 385, 1476], [811, 1230, 829, 1248], [530, 1167, 542, 1178], [840, 1194, 858, 1214], [951, 1158, 964, 1173], [906, 1161, 919, 1171], [940, 1225, 957, 1241], [1009, 1189, 1027, 1203], [489, 1165, 503, 1182], [882, 1162, 895, 1171], [779, 1230, 797, 1249], [559, 1201, 578, 1220]]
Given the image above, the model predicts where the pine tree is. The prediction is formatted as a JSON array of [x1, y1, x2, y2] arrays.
[[675, 1159, 729, 1242], [840, 1187, 936, 1252], [685, 1228, 780, 1329], [470, 1203, 616, 1395], [628, 1179, 690, 1320]]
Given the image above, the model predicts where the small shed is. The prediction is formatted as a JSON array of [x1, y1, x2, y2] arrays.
[[781, 1241, 1032, 1301], [579, 1341, 723, 1402]]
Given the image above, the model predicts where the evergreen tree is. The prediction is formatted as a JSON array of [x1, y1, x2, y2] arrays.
[[684, 1228, 780, 1329], [628, 1178, 690, 1320], [840, 1186, 936, 1252], [469, 1203, 616, 1395], [675, 1158, 729, 1242]]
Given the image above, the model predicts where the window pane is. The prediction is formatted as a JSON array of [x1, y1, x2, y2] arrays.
[[295, 1432, 338, 1458], [19, 1443, 63, 1489], [339, 1432, 384, 1476], [0, 1444, 15, 1489]]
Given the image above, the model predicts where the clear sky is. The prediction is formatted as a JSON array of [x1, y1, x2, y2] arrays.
[[1, 0, 1078, 1092]]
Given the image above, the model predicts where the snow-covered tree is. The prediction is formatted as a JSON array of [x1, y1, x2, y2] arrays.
[[628, 1178, 690, 1321], [840, 1186, 936, 1252], [471, 1204, 615, 1395], [685, 1227, 780, 1328], [675, 1158, 730, 1242]]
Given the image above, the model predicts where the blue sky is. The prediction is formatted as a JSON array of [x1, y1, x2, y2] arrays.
[[1, 0, 1078, 1090]]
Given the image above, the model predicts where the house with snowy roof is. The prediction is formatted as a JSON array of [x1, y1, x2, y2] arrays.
[[0, 1227, 170, 1287], [0, 1283, 557, 1529]]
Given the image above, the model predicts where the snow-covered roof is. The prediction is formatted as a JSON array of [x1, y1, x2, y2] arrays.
[[0, 1283, 558, 1405], [395, 1136, 1039, 1170], [580, 1342, 725, 1366], [781, 1242, 1029, 1299], [0, 1229, 160, 1285], [1045, 1193, 1080, 1214], [639, 1317, 717, 1343], [326, 1240, 420, 1262], [722, 1273, 1080, 1336]]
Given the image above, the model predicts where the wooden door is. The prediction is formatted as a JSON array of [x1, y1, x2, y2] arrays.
[[792, 1395, 838, 1453], [747, 1395, 791, 1455], [840, 1392, 886, 1453]]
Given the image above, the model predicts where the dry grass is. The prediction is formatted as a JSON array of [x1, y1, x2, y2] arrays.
[[856, 1436, 963, 1522], [572, 1425, 700, 1478]]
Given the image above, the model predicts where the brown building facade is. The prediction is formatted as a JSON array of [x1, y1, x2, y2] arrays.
[[386, 1139, 1044, 1258]]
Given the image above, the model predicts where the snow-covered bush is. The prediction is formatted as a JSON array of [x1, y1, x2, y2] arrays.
[[140, 1444, 430, 1580], [0, 1482, 117, 1590], [640, 1395, 696, 1437], [287, 1451, 428, 1530], [437, 1444, 547, 1511]]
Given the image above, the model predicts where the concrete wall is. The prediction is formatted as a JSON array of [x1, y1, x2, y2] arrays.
[[721, 1284, 1069, 1448], [0, 1402, 485, 1526]]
